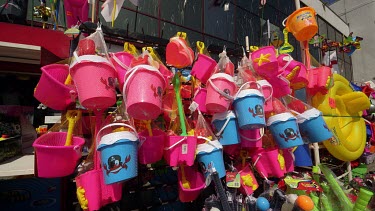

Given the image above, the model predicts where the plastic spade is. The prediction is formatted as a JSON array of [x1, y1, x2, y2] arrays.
[[65, 110, 82, 146], [172, 72, 187, 136]]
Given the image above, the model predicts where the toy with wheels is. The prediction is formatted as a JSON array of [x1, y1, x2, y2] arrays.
[[312, 74, 370, 161]]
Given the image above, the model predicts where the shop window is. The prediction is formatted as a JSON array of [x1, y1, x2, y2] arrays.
[[137, 0, 158, 17], [235, 8, 260, 47], [204, 1, 235, 42], [235, 0, 259, 14]]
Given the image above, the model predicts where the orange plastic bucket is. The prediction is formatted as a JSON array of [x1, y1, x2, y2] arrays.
[[284, 7, 318, 41]]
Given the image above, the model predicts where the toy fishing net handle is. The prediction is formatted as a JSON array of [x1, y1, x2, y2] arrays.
[[353, 188, 374, 211], [211, 170, 231, 211]]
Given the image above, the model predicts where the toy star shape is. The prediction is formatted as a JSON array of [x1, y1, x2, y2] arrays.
[[254, 53, 271, 66]]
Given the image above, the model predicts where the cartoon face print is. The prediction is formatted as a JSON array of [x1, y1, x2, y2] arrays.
[[279, 128, 300, 142], [248, 105, 264, 118], [103, 155, 131, 175], [151, 84, 163, 98], [100, 77, 115, 90]]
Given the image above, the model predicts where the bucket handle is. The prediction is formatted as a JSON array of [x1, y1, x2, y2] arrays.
[[96, 122, 139, 145], [258, 81, 273, 102], [164, 136, 187, 151], [234, 81, 263, 99], [73, 51, 81, 63], [282, 18, 287, 27], [214, 117, 231, 137], [240, 128, 264, 141], [197, 136, 222, 150], [111, 52, 130, 71], [122, 64, 166, 100], [208, 77, 234, 101]]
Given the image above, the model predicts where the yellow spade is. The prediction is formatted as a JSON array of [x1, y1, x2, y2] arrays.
[[180, 164, 191, 189], [65, 110, 82, 146]]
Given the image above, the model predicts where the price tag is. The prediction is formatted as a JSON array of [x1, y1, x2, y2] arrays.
[[329, 97, 336, 108], [181, 144, 188, 154], [226, 172, 241, 188]]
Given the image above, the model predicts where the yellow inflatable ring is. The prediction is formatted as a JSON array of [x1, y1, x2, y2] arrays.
[[312, 74, 370, 161]]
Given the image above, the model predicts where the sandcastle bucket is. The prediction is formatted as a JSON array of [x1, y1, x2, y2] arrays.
[[111, 52, 134, 90], [70, 55, 117, 109], [178, 165, 206, 202], [75, 152, 123, 211], [278, 54, 308, 90], [33, 132, 85, 178], [97, 123, 139, 184], [138, 129, 165, 164], [212, 111, 240, 146], [257, 79, 273, 112], [250, 46, 279, 77], [297, 108, 333, 143], [192, 87, 208, 113], [233, 82, 266, 129], [267, 76, 292, 98], [191, 54, 217, 84], [284, 7, 318, 41], [34, 64, 75, 110], [206, 73, 236, 113], [267, 112, 303, 149], [240, 128, 263, 148], [196, 138, 225, 178], [307, 66, 332, 95], [164, 136, 197, 167], [294, 144, 312, 166], [250, 148, 287, 178], [166, 37, 194, 68], [123, 65, 166, 120]]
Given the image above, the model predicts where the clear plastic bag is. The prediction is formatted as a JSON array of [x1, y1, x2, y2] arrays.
[[213, 47, 235, 76]]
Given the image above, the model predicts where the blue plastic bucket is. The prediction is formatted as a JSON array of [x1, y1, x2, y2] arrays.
[[233, 89, 265, 129], [297, 108, 333, 143], [293, 144, 312, 166], [267, 112, 303, 149], [196, 139, 225, 178], [97, 123, 139, 184], [212, 111, 240, 146]]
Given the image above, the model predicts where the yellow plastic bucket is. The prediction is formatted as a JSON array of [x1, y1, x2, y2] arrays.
[[284, 7, 318, 41]]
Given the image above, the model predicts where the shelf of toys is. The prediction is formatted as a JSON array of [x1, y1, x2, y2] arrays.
[[27, 4, 375, 211]]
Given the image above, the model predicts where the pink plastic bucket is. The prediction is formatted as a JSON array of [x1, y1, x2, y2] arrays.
[[240, 128, 263, 148], [250, 148, 287, 178], [123, 65, 166, 120], [267, 76, 291, 98], [34, 64, 75, 110], [111, 52, 134, 90], [206, 73, 236, 114], [193, 87, 207, 113], [278, 54, 308, 90], [164, 136, 197, 167], [33, 132, 84, 178], [178, 166, 205, 202], [251, 46, 279, 77], [191, 54, 217, 84], [257, 79, 273, 112], [75, 148, 122, 211], [138, 129, 165, 164], [75, 167, 122, 211], [70, 55, 117, 109], [307, 66, 332, 95]]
